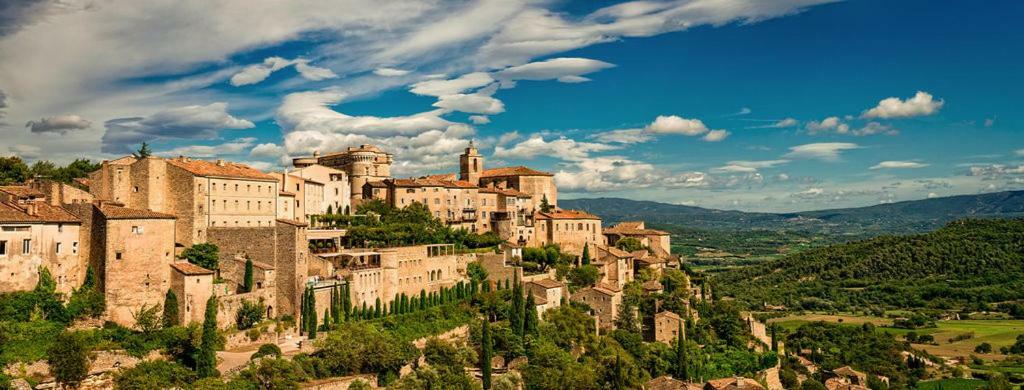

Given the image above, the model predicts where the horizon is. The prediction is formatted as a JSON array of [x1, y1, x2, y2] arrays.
[[2, 0, 1022, 213]]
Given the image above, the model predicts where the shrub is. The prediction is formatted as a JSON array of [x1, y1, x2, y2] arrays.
[[236, 299, 267, 330], [182, 243, 220, 271], [252, 343, 282, 360], [976, 342, 993, 353], [47, 331, 91, 388], [113, 360, 197, 390]]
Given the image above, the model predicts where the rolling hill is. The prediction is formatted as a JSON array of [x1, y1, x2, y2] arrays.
[[560, 190, 1024, 236]]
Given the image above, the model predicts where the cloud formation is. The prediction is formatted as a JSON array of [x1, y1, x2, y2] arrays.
[[862, 91, 944, 119], [494, 57, 614, 82], [870, 161, 928, 170], [157, 137, 257, 158], [784, 142, 860, 161], [229, 57, 337, 86], [373, 67, 411, 77], [102, 102, 254, 154], [25, 114, 91, 133]]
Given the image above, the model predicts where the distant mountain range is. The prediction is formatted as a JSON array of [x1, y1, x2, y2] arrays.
[[561, 190, 1024, 236]]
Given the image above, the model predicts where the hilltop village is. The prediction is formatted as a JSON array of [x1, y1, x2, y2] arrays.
[[1, 143, 740, 388]]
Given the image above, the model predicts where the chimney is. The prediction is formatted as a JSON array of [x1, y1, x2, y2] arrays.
[[26, 202, 38, 216]]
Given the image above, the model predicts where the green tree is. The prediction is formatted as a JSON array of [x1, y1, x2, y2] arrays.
[[48, 331, 90, 388], [133, 142, 152, 158], [113, 360, 197, 390], [132, 304, 162, 333], [567, 265, 601, 288], [243, 258, 254, 293], [238, 357, 307, 389], [524, 294, 538, 337], [236, 299, 266, 330], [675, 326, 688, 380], [509, 278, 524, 339], [197, 295, 220, 378], [539, 195, 552, 213], [182, 243, 220, 271], [308, 289, 318, 339], [162, 289, 179, 328], [0, 156, 30, 185], [581, 244, 591, 265], [481, 318, 493, 389], [615, 237, 644, 252]]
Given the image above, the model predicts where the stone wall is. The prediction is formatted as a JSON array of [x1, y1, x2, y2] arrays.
[[216, 288, 276, 329], [102, 217, 175, 326], [0, 221, 81, 295], [171, 267, 213, 325], [301, 374, 379, 389]]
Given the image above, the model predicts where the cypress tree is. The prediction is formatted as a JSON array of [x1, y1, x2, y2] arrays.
[[361, 301, 368, 319], [581, 244, 591, 265], [675, 325, 688, 381], [510, 276, 525, 337], [770, 325, 778, 352], [162, 289, 179, 328], [375, 298, 382, 318], [243, 258, 254, 293], [343, 284, 352, 320], [333, 286, 343, 325], [420, 289, 427, 310], [197, 295, 219, 378], [481, 318, 492, 390], [322, 309, 331, 330], [524, 294, 538, 337], [308, 290, 318, 339]]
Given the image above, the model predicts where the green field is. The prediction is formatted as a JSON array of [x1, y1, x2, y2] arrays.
[[767, 313, 1024, 360], [917, 378, 988, 390]]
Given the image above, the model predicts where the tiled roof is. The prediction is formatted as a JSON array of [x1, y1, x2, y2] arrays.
[[535, 209, 600, 220], [106, 156, 138, 165], [73, 178, 91, 187], [365, 181, 388, 188], [479, 187, 531, 197], [605, 221, 668, 235], [528, 278, 563, 289], [584, 285, 617, 296], [98, 204, 176, 220], [389, 178, 478, 189], [0, 202, 80, 223], [480, 166, 553, 177], [424, 173, 457, 181], [321, 144, 390, 157], [706, 377, 765, 390], [166, 158, 276, 181], [279, 191, 295, 197], [0, 185, 45, 198], [531, 293, 548, 305], [646, 376, 701, 390], [170, 262, 215, 275]]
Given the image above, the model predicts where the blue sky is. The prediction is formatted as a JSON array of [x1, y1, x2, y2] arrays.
[[0, 0, 1022, 212]]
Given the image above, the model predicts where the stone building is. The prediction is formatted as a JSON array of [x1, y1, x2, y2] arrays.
[[170, 262, 214, 325], [524, 278, 565, 316], [654, 310, 685, 345], [288, 164, 350, 215], [272, 172, 325, 223], [595, 246, 634, 291], [0, 186, 82, 294], [571, 285, 620, 330], [87, 156, 281, 247], [603, 221, 671, 259], [534, 209, 604, 256], [294, 145, 393, 206], [328, 244, 467, 309]]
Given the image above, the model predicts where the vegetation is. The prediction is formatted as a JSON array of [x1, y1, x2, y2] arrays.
[[181, 243, 220, 272], [47, 331, 91, 388], [235, 299, 266, 330], [243, 258, 254, 293], [162, 289, 179, 328], [197, 295, 220, 378], [336, 200, 503, 249], [716, 219, 1024, 312], [0, 156, 101, 185], [113, 360, 196, 390]]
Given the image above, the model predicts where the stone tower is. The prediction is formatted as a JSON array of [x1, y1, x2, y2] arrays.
[[459, 140, 483, 186]]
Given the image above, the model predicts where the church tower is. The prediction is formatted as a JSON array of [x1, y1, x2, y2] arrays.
[[459, 140, 483, 185]]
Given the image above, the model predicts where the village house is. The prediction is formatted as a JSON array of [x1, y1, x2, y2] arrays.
[[524, 278, 566, 315], [0, 186, 82, 294]]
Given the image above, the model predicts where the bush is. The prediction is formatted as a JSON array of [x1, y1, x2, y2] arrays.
[[182, 243, 220, 271], [47, 331, 91, 388], [236, 299, 267, 330], [252, 343, 283, 360], [976, 342, 993, 353], [113, 360, 197, 390], [238, 357, 307, 389]]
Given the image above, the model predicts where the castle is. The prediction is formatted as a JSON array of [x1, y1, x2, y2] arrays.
[[0, 143, 679, 334]]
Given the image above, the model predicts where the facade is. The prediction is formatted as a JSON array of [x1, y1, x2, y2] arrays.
[[571, 285, 620, 330], [534, 209, 604, 256], [654, 310, 685, 345], [604, 221, 672, 258], [525, 278, 565, 316], [288, 164, 351, 215], [272, 173, 325, 223], [170, 262, 215, 325], [294, 146, 393, 206], [595, 246, 634, 291], [331, 244, 466, 309], [0, 186, 82, 294]]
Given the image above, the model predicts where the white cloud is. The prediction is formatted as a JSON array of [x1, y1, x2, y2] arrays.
[[494, 57, 614, 82], [870, 161, 929, 170], [852, 121, 898, 136], [783, 142, 860, 161], [862, 91, 944, 119], [496, 131, 519, 147], [230, 57, 337, 86], [409, 72, 494, 97], [469, 115, 490, 125], [277, 89, 451, 137], [374, 67, 411, 77], [432, 93, 505, 115], [591, 129, 651, 144], [250, 143, 286, 159], [712, 160, 789, 173], [6, 144, 41, 159], [230, 57, 294, 86], [646, 115, 709, 135], [493, 135, 617, 161], [771, 118, 798, 128], [294, 60, 338, 81], [805, 116, 849, 135], [102, 102, 254, 154], [157, 137, 257, 158], [702, 129, 730, 142], [25, 114, 91, 134]]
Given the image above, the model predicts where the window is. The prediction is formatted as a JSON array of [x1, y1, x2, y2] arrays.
[[247, 201, 251, 210], [22, 239, 31, 254], [58, 224, 63, 233], [56, 242, 62, 254], [247, 184, 251, 192], [223, 183, 227, 191], [115, 251, 123, 260], [235, 184, 239, 191], [133, 186, 139, 193], [72, 242, 78, 254], [0, 240, 6, 256], [132, 226, 144, 234]]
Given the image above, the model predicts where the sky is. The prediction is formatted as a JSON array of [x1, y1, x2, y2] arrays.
[[0, 0, 1022, 213]]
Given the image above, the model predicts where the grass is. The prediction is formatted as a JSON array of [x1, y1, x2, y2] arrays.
[[917, 378, 988, 390], [767, 313, 1024, 361]]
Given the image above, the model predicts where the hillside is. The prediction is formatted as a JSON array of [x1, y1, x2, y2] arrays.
[[713, 219, 1024, 310], [561, 190, 1024, 236]]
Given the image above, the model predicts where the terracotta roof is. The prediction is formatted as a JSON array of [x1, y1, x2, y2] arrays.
[[604, 221, 669, 235], [166, 158, 276, 181], [647, 376, 701, 390], [535, 209, 600, 220], [706, 377, 765, 390], [480, 166, 553, 177], [528, 278, 563, 289], [98, 204, 175, 220], [530, 293, 548, 305], [389, 178, 478, 189], [277, 218, 308, 227], [0, 202, 80, 223], [365, 181, 388, 188], [73, 178, 91, 187], [599, 245, 632, 258], [655, 310, 682, 321], [170, 262, 215, 276], [0, 186, 45, 198], [584, 285, 617, 297], [424, 173, 456, 181], [321, 144, 390, 157]]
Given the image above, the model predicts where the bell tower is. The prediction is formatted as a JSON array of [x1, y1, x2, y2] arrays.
[[459, 140, 483, 185]]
